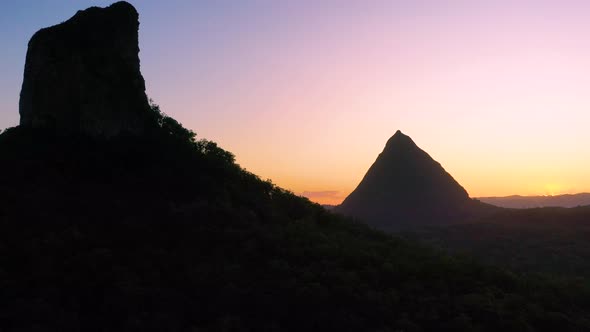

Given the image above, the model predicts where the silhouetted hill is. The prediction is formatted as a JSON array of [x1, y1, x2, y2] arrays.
[[478, 193, 590, 208], [2, 120, 590, 331], [337, 130, 497, 230]]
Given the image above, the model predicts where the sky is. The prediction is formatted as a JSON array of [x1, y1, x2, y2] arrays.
[[1, 0, 590, 204]]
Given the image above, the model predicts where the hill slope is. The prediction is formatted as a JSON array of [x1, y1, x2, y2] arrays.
[[1, 122, 589, 331]]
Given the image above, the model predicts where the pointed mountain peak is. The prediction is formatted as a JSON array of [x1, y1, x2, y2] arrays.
[[389, 130, 409, 141], [337, 131, 488, 229], [384, 130, 418, 151]]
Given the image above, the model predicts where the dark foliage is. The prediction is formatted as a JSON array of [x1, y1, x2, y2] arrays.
[[1, 112, 589, 331], [404, 207, 590, 279]]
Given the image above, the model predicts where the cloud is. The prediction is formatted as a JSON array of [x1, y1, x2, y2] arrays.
[[300, 190, 341, 199]]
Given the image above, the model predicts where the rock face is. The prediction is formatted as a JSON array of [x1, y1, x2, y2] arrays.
[[19, 1, 152, 137], [337, 130, 493, 229]]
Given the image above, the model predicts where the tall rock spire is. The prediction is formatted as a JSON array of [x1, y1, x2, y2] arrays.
[[19, 1, 153, 137]]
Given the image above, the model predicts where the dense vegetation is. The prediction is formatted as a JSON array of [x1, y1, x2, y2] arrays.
[[403, 207, 590, 279], [1, 108, 590, 331]]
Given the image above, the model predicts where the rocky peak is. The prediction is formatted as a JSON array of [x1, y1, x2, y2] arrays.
[[19, 1, 153, 137], [384, 130, 416, 149], [337, 130, 480, 229]]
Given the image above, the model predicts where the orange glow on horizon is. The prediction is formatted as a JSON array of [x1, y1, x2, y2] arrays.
[[297, 181, 583, 206]]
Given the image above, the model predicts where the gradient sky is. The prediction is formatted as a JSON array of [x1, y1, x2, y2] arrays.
[[2, 1, 590, 204]]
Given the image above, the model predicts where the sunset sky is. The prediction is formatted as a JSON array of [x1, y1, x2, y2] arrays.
[[1, 1, 590, 204]]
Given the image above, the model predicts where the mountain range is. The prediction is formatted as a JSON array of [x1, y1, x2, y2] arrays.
[[477, 193, 590, 208]]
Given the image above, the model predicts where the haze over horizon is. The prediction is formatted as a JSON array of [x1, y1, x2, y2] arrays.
[[2, 0, 590, 205]]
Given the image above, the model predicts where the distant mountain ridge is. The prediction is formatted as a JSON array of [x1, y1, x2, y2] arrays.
[[477, 193, 590, 209], [336, 130, 496, 229]]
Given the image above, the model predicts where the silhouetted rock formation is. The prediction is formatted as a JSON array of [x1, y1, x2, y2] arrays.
[[337, 130, 493, 229], [19, 1, 152, 137]]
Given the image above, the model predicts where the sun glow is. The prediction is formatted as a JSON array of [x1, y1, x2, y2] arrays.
[[543, 184, 563, 197]]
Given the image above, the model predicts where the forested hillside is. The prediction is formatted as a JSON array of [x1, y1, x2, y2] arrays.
[[403, 206, 590, 279], [1, 109, 589, 331]]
